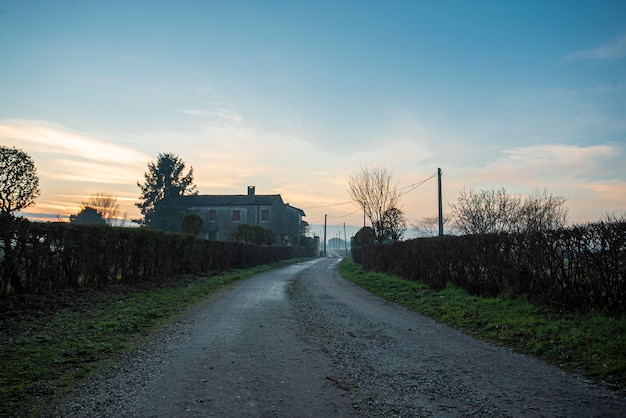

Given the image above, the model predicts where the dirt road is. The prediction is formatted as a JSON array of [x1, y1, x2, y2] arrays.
[[49, 257, 625, 417]]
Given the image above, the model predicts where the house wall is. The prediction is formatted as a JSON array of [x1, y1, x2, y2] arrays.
[[272, 203, 304, 244], [190, 204, 283, 241]]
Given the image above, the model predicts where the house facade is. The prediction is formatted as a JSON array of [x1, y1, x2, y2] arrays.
[[184, 186, 306, 243]]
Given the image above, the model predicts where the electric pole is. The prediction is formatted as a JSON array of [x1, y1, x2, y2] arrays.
[[344, 222, 348, 255], [438, 167, 444, 236], [323, 214, 327, 256]]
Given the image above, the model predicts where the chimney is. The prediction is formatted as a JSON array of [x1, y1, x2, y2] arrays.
[[247, 186, 255, 202]]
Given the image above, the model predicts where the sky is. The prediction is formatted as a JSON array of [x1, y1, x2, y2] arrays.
[[1, 0, 625, 240]]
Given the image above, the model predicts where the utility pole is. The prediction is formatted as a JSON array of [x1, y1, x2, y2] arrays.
[[323, 214, 327, 256], [438, 167, 444, 236], [344, 222, 348, 255]]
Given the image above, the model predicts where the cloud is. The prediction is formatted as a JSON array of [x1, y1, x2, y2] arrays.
[[497, 143, 615, 171], [178, 102, 244, 126], [441, 143, 624, 224], [0, 120, 150, 168], [4, 116, 621, 226], [566, 33, 626, 62], [576, 83, 626, 93], [1, 119, 152, 218], [40, 159, 144, 184], [455, 143, 618, 191]]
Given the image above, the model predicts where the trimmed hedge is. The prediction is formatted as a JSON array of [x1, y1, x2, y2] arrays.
[[0, 216, 298, 295], [357, 221, 626, 313]]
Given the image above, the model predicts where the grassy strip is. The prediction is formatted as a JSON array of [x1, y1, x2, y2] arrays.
[[339, 257, 626, 393], [0, 260, 299, 418]]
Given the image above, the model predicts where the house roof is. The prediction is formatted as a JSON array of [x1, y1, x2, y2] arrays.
[[287, 203, 306, 217], [184, 187, 306, 217], [185, 194, 304, 214], [184, 194, 283, 207]]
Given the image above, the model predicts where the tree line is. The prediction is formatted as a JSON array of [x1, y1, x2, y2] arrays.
[[0, 146, 200, 232], [74, 152, 200, 232], [2, 146, 318, 256], [348, 164, 574, 241]]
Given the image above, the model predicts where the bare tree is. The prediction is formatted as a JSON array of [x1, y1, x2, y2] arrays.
[[348, 165, 401, 243], [0, 146, 40, 215], [412, 214, 452, 237], [451, 187, 569, 235], [81, 192, 120, 225]]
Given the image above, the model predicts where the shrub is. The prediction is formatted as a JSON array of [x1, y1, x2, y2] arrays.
[[0, 217, 296, 295], [359, 220, 626, 313]]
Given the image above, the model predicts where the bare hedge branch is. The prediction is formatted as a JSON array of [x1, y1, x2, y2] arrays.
[[451, 187, 568, 235]]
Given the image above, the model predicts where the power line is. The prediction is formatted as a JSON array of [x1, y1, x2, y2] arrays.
[[303, 170, 438, 217], [327, 207, 361, 219], [398, 171, 437, 190], [398, 171, 438, 197], [302, 200, 354, 210]]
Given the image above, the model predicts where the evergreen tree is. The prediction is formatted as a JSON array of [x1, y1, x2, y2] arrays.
[[136, 153, 198, 231]]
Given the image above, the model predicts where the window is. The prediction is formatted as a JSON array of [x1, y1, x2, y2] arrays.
[[208, 209, 216, 221], [232, 209, 241, 221], [261, 209, 270, 222]]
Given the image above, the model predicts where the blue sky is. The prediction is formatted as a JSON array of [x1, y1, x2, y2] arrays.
[[1, 0, 625, 237]]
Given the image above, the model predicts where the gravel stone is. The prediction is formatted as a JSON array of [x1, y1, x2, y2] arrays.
[[44, 257, 626, 417]]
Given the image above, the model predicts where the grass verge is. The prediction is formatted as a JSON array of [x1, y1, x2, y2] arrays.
[[0, 260, 300, 418], [339, 257, 626, 393]]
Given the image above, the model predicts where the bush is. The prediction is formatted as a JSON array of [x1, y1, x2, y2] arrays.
[[0, 216, 296, 295], [351, 226, 376, 263], [180, 212, 204, 236], [358, 220, 626, 313]]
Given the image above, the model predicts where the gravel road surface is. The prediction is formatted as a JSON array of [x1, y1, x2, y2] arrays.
[[47, 257, 625, 417]]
